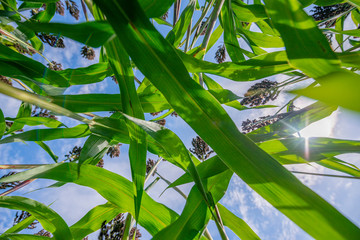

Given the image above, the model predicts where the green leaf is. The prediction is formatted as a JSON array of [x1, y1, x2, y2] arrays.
[[104, 35, 147, 221], [21, 21, 114, 48], [248, 101, 337, 142], [153, 170, 233, 240], [0, 44, 69, 90], [0, 124, 90, 144], [0, 163, 179, 236], [18, 2, 43, 11], [221, 0, 245, 62], [7, 102, 32, 134], [166, 0, 195, 47], [258, 137, 360, 165], [78, 134, 109, 166], [139, 0, 175, 18], [231, 1, 267, 22], [3, 215, 37, 234], [57, 63, 112, 85], [179, 50, 292, 82], [0, 196, 72, 239], [35, 141, 59, 162], [31, 3, 56, 23], [93, 1, 360, 238], [0, 234, 51, 240], [217, 204, 260, 240], [69, 202, 120, 239], [263, 0, 340, 78], [6, 117, 64, 129], [290, 70, 360, 113], [318, 157, 360, 177]]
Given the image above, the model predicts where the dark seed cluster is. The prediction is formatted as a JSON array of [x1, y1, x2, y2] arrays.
[[161, 11, 169, 20], [65, 0, 80, 20], [189, 136, 214, 161], [0, 75, 12, 86], [241, 113, 288, 134], [36, 33, 65, 48], [65, 146, 82, 161], [47, 61, 63, 71], [32, 107, 58, 120], [311, 3, 352, 26], [0, 172, 22, 190], [200, 21, 208, 36], [146, 158, 156, 175], [171, 112, 178, 117], [56, 0, 65, 16], [11, 43, 36, 55], [240, 79, 279, 107], [81, 46, 96, 60], [98, 213, 141, 240], [155, 119, 166, 126], [215, 44, 226, 63], [13, 211, 38, 229], [150, 111, 162, 116], [111, 75, 118, 84], [35, 229, 52, 237], [107, 144, 121, 158]]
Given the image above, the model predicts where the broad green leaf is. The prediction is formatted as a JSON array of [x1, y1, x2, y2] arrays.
[[57, 63, 112, 85], [238, 28, 284, 48], [0, 108, 5, 139], [169, 155, 229, 188], [0, 196, 72, 239], [217, 204, 260, 240], [335, 16, 345, 51], [104, 35, 147, 221], [78, 135, 109, 166], [0, 124, 90, 144], [93, 1, 360, 238], [7, 102, 32, 134], [315, 0, 347, 6], [153, 170, 233, 240], [221, 0, 245, 62], [291, 70, 360, 113], [0, 44, 69, 90], [21, 21, 114, 48], [318, 157, 360, 177], [248, 101, 337, 142], [0, 234, 50, 239], [21, 0, 59, 2], [30, 2, 56, 23], [69, 202, 120, 239], [258, 137, 360, 165], [166, 0, 195, 47], [232, 1, 267, 22], [140, 0, 175, 18], [0, 163, 179, 236], [263, 0, 340, 78], [179, 50, 292, 82], [6, 117, 64, 129], [18, 2, 43, 11]]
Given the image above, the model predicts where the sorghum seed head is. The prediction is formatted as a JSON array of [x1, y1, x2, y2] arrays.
[[81, 46, 95, 60]]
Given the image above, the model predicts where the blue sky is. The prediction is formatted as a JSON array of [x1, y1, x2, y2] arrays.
[[1, 0, 360, 239]]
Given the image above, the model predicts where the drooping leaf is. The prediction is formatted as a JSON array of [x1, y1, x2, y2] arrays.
[[0, 196, 72, 239], [0, 124, 90, 144], [0, 163, 179, 236]]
